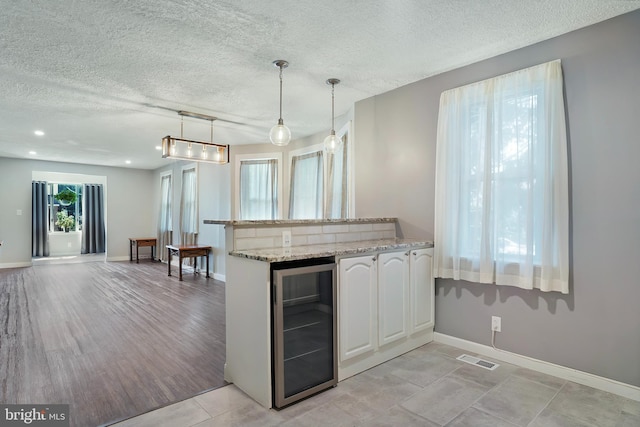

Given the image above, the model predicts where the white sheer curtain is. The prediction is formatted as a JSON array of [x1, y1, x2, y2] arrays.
[[289, 151, 323, 219], [434, 60, 569, 293], [239, 159, 278, 220], [325, 133, 348, 219], [180, 166, 198, 246], [157, 173, 172, 261]]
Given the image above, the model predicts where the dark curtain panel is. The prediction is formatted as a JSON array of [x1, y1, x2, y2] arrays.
[[32, 181, 50, 257], [82, 184, 105, 254]]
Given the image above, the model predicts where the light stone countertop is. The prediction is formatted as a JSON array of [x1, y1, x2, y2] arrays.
[[203, 218, 398, 226], [229, 238, 434, 262]]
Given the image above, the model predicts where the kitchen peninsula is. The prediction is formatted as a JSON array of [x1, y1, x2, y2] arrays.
[[204, 218, 435, 408]]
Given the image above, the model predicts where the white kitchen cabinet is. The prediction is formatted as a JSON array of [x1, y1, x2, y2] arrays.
[[377, 250, 410, 346], [338, 254, 377, 362], [338, 247, 434, 380], [410, 248, 435, 333]]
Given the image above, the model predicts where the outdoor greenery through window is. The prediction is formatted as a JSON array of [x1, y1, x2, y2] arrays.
[[49, 183, 82, 232]]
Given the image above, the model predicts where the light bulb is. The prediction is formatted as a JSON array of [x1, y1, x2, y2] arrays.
[[324, 132, 341, 154], [170, 141, 176, 155], [187, 143, 193, 157], [270, 121, 291, 146], [201, 145, 208, 160]]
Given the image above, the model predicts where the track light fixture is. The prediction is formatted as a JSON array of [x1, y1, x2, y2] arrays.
[[269, 59, 291, 146], [162, 111, 229, 164]]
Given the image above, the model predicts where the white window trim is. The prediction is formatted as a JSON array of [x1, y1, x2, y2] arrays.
[[234, 152, 283, 219]]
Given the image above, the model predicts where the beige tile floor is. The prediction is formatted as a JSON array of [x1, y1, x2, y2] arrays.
[[111, 343, 640, 427]]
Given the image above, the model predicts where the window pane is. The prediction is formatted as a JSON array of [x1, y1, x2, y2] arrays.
[[50, 183, 81, 232], [289, 151, 323, 219], [434, 60, 569, 293], [239, 159, 278, 220], [326, 133, 348, 219]]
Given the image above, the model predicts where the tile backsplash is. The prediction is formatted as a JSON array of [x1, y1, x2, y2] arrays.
[[233, 220, 397, 251]]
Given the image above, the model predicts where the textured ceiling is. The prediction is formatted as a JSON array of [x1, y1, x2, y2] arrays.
[[1, 1, 639, 169]]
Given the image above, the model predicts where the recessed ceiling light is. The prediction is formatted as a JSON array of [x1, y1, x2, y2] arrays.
[[34, 130, 45, 136], [125, 160, 131, 164], [155, 146, 162, 150], [29, 151, 37, 155]]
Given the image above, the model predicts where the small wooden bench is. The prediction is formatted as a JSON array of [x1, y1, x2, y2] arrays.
[[166, 244, 212, 281], [129, 238, 157, 263]]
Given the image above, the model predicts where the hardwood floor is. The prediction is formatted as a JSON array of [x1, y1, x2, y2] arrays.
[[0, 260, 226, 427]]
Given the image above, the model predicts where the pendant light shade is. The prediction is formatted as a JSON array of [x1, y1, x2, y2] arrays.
[[270, 60, 291, 146], [269, 120, 291, 146], [323, 78, 341, 154]]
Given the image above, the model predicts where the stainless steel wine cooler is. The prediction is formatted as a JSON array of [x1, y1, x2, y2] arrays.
[[272, 259, 337, 408]]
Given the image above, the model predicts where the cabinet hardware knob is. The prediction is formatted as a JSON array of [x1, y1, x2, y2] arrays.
[[372, 257, 376, 262]]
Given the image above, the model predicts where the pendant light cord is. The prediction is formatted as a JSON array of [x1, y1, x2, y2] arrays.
[[278, 66, 284, 123], [331, 82, 335, 132]]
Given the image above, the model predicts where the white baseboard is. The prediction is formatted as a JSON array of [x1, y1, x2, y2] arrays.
[[213, 273, 225, 282], [0, 261, 32, 269], [106, 256, 130, 262], [434, 333, 640, 402]]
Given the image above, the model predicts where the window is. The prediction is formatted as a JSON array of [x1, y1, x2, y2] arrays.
[[48, 183, 82, 232], [180, 165, 198, 245], [325, 129, 349, 218], [239, 159, 278, 220], [158, 172, 172, 261], [289, 150, 324, 219], [236, 153, 282, 220], [433, 60, 569, 293]]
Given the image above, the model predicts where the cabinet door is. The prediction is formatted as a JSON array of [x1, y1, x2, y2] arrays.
[[410, 248, 434, 333], [338, 255, 377, 361], [377, 251, 410, 346]]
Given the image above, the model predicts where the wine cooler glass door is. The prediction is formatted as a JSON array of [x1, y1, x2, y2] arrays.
[[273, 263, 337, 408]]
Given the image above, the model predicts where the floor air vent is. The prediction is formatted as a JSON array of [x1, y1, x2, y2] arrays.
[[456, 354, 499, 371]]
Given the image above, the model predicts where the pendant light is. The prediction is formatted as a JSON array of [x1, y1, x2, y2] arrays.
[[269, 59, 291, 146], [323, 78, 341, 153], [161, 111, 229, 164]]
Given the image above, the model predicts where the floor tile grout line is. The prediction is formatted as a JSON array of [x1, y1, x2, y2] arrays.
[[462, 372, 512, 425], [188, 395, 214, 426], [523, 379, 567, 427]]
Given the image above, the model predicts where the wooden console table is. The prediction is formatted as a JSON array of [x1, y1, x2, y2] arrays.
[[129, 237, 157, 263], [166, 244, 211, 281]]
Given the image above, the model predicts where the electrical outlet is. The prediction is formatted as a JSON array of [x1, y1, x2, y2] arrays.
[[491, 316, 502, 332], [282, 230, 291, 247]]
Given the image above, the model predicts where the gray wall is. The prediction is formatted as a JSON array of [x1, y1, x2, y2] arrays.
[[0, 157, 155, 264], [353, 11, 640, 387]]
